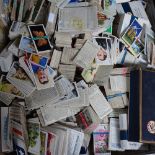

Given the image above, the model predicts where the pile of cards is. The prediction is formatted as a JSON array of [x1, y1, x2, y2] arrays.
[[0, 0, 155, 155]]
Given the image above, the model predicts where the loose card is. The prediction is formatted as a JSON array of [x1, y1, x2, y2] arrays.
[[30, 63, 55, 90], [30, 53, 48, 69], [0, 75, 24, 99], [6, 62, 35, 97], [122, 19, 143, 46], [28, 24, 52, 53], [19, 36, 36, 53], [93, 37, 112, 65]]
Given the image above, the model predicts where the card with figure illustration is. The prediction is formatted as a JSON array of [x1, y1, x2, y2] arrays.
[[30, 63, 55, 90], [19, 36, 36, 53], [6, 62, 34, 89], [93, 37, 112, 65], [28, 24, 52, 53], [122, 19, 143, 46], [29, 53, 48, 69]]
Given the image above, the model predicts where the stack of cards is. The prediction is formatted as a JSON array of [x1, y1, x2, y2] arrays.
[[1, 0, 155, 154]]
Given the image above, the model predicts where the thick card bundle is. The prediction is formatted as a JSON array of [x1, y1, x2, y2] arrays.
[[58, 6, 98, 32], [9, 21, 29, 40], [76, 106, 100, 134]]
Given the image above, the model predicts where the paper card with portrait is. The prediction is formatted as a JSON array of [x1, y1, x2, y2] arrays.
[[93, 37, 112, 65], [29, 63, 55, 90]]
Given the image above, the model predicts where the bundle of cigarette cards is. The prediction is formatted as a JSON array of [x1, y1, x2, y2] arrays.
[[0, 0, 155, 155]]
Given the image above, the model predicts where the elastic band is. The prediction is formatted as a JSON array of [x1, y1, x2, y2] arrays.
[[32, 35, 48, 40], [107, 92, 126, 100]]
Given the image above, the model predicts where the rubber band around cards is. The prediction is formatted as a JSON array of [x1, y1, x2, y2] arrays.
[[32, 35, 48, 40], [107, 92, 126, 100]]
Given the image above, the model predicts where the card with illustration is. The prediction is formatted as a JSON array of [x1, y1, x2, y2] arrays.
[[0, 75, 24, 98], [130, 39, 144, 56], [93, 37, 112, 65], [29, 54, 48, 69], [93, 124, 109, 154], [103, 0, 116, 16], [19, 36, 36, 53], [28, 24, 52, 53], [122, 19, 143, 46], [82, 59, 98, 83], [28, 121, 40, 155], [13, 137, 27, 155], [6, 62, 35, 96], [97, 12, 114, 30], [7, 62, 32, 83], [47, 132, 56, 155], [40, 131, 48, 155], [30, 63, 55, 90]]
